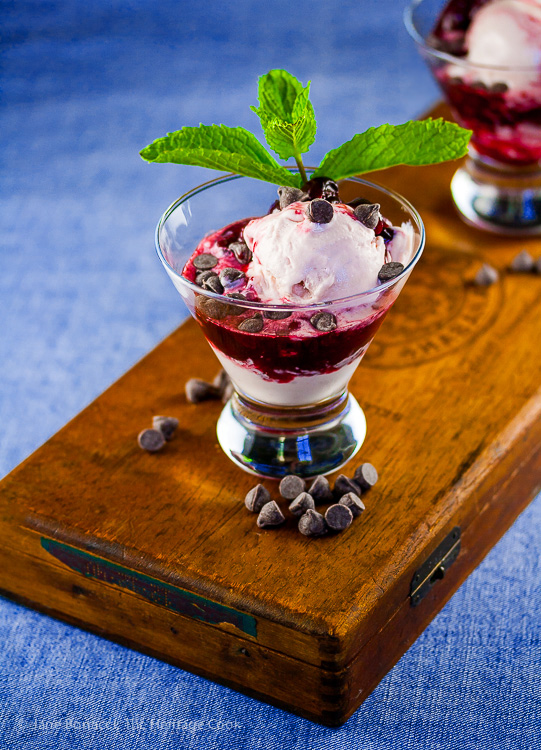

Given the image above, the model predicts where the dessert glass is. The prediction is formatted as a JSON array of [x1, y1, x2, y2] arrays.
[[156, 172, 425, 478], [405, 0, 541, 235]]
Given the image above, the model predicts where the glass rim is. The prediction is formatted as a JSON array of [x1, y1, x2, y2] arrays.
[[155, 169, 426, 311], [404, 0, 541, 74]]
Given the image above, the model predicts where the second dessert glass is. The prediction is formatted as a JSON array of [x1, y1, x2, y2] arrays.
[[405, 0, 541, 235], [156, 172, 425, 478]]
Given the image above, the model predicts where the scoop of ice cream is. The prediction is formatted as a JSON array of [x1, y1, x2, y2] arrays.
[[243, 202, 387, 304], [464, 0, 541, 86], [467, 0, 541, 65]]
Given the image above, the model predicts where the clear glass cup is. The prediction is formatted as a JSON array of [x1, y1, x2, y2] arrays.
[[405, 0, 541, 235], [156, 172, 425, 478]]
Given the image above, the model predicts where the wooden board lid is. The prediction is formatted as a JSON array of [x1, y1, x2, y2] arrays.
[[1, 105, 540, 672]]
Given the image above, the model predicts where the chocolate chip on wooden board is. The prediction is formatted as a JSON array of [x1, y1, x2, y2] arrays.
[[212, 369, 231, 393], [288, 492, 315, 517], [245, 484, 271, 513], [325, 504, 353, 531], [339, 492, 366, 518], [279, 474, 306, 500], [257, 501, 286, 528], [474, 263, 499, 287], [510, 249, 534, 273], [137, 428, 166, 453], [185, 378, 221, 403], [298, 509, 327, 537], [152, 416, 179, 441], [308, 475, 333, 504], [333, 474, 362, 500], [353, 462, 378, 490]]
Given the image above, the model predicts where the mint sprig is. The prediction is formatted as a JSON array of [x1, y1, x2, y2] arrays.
[[140, 124, 301, 188], [140, 68, 471, 187], [313, 119, 471, 180], [250, 70, 316, 181]]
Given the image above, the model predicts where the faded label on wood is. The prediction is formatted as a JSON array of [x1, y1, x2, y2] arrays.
[[41, 537, 257, 638]]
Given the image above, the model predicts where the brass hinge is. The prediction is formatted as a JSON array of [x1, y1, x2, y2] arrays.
[[410, 527, 461, 606]]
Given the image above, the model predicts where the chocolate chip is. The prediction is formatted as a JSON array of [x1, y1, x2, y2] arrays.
[[229, 241, 252, 264], [448, 76, 463, 86], [333, 474, 361, 499], [277, 186, 304, 209], [325, 504, 353, 531], [245, 484, 271, 512], [193, 253, 218, 270], [474, 263, 499, 287], [257, 500, 285, 528], [279, 474, 306, 500], [289, 492, 316, 517], [308, 475, 333, 504], [298, 509, 327, 536], [195, 270, 218, 287], [185, 378, 221, 403], [491, 82, 508, 94], [238, 314, 264, 333], [202, 274, 224, 294], [305, 199, 334, 224], [263, 309, 292, 320], [137, 428, 166, 453], [347, 197, 371, 208], [510, 249, 534, 273], [353, 462, 378, 490], [220, 267, 246, 288], [354, 203, 381, 230], [198, 297, 231, 320], [152, 416, 179, 441], [378, 262, 404, 282], [310, 311, 337, 332], [339, 492, 366, 518], [472, 80, 488, 91]]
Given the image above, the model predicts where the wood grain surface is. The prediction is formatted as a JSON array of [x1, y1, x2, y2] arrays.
[[1, 104, 540, 725]]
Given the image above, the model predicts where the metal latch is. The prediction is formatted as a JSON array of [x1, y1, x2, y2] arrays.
[[410, 527, 461, 606]]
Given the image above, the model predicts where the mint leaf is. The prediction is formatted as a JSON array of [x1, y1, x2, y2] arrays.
[[313, 119, 472, 181], [140, 124, 301, 187], [255, 69, 303, 122], [251, 69, 316, 162]]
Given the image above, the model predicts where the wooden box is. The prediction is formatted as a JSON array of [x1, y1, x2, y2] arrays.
[[1, 105, 540, 726]]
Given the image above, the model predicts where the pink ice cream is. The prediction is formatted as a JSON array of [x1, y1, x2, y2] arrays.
[[243, 201, 415, 304]]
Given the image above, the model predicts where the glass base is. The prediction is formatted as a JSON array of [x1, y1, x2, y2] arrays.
[[216, 390, 366, 479], [451, 155, 541, 236]]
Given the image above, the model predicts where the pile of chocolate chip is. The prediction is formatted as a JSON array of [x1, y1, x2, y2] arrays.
[[474, 249, 541, 287], [244, 463, 378, 537]]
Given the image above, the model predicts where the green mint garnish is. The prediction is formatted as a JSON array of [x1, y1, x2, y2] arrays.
[[140, 123, 301, 188], [250, 69, 316, 182], [312, 119, 471, 180], [140, 68, 471, 186]]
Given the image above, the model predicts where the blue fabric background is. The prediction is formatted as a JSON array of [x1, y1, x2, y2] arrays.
[[1, 1, 540, 748]]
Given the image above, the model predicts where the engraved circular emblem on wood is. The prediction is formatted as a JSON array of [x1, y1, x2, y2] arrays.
[[364, 249, 504, 369]]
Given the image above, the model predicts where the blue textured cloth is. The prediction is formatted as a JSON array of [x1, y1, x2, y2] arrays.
[[1, 1, 540, 748]]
